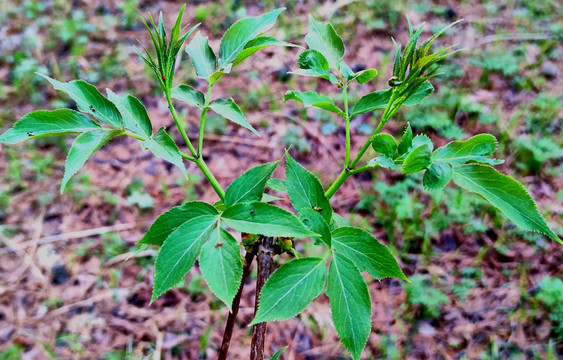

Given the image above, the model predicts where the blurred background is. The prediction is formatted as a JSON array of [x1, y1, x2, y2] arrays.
[[0, 0, 561, 359]]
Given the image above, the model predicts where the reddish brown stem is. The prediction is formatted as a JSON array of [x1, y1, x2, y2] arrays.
[[218, 250, 255, 360], [250, 237, 275, 360]]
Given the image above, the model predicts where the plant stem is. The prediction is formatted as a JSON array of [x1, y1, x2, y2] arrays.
[[218, 250, 255, 360], [249, 236, 275, 360], [325, 90, 400, 199], [198, 84, 214, 157], [165, 90, 197, 156], [166, 90, 226, 201], [342, 84, 351, 167], [195, 156, 225, 201]]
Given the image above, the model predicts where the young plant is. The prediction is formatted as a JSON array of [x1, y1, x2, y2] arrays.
[[0, 7, 560, 360]]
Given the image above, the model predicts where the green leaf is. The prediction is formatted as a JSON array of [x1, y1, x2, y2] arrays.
[[139, 202, 219, 246], [294, 49, 338, 83], [171, 85, 205, 109], [219, 8, 285, 66], [152, 214, 219, 302], [38, 74, 123, 128], [354, 69, 378, 84], [286, 152, 333, 223], [402, 81, 434, 106], [186, 31, 217, 83], [221, 202, 316, 238], [397, 122, 413, 155], [267, 178, 287, 192], [233, 36, 296, 66], [284, 90, 344, 117], [327, 253, 371, 360], [269, 347, 288, 360], [331, 227, 407, 281], [432, 134, 503, 166], [208, 98, 259, 136], [305, 16, 345, 71], [351, 82, 433, 117], [402, 145, 431, 173], [106, 89, 152, 137], [0, 110, 100, 144], [199, 226, 243, 311], [250, 257, 326, 325], [367, 155, 396, 169], [299, 208, 332, 246], [350, 89, 390, 117], [224, 161, 279, 207], [142, 127, 188, 178], [61, 130, 123, 192], [371, 133, 397, 158], [452, 164, 561, 244], [423, 161, 452, 191]]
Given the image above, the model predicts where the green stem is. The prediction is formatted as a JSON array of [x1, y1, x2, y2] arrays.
[[325, 169, 350, 199], [349, 165, 375, 175], [325, 90, 400, 199], [198, 84, 214, 157], [166, 90, 198, 156], [165, 91, 226, 201], [342, 84, 351, 167], [195, 156, 225, 201]]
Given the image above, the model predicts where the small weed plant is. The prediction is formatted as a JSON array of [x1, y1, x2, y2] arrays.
[[1, 6, 560, 360]]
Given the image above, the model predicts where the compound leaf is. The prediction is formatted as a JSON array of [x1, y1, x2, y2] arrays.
[[327, 253, 371, 360], [106, 89, 152, 137], [142, 127, 188, 178], [286, 152, 333, 222], [208, 98, 259, 136], [38, 74, 123, 128], [199, 226, 242, 311], [331, 227, 407, 281], [139, 202, 219, 246], [305, 16, 345, 71], [221, 202, 316, 238], [0, 109, 100, 144], [152, 214, 219, 302], [61, 130, 123, 192], [224, 161, 279, 207], [452, 164, 561, 244], [219, 8, 285, 66], [250, 257, 326, 325]]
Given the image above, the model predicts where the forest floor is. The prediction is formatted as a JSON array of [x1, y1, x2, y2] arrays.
[[0, 1, 562, 359]]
